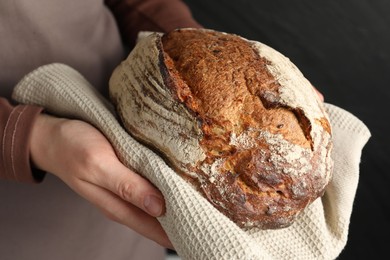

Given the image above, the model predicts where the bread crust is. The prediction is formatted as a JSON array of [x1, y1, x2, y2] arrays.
[[109, 29, 333, 229]]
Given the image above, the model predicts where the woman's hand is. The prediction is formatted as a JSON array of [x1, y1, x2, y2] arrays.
[[313, 85, 324, 102], [30, 113, 173, 249]]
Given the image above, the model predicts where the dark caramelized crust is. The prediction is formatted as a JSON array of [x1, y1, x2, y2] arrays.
[[161, 30, 311, 148], [157, 29, 333, 229]]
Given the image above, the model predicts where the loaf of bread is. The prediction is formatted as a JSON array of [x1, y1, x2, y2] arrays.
[[109, 29, 333, 229]]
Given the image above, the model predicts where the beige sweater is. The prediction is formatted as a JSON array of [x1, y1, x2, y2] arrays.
[[0, 0, 200, 259]]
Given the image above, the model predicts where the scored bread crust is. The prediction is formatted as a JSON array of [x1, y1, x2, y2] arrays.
[[109, 29, 333, 229]]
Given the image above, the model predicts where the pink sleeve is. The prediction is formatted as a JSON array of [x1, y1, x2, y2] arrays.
[[0, 97, 45, 183]]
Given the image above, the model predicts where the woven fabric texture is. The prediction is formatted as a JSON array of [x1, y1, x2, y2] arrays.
[[12, 64, 371, 260]]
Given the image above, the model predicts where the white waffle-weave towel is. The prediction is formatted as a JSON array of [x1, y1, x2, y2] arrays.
[[13, 64, 371, 260]]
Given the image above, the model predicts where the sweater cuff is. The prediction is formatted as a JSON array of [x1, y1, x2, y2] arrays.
[[106, 0, 203, 47], [1, 103, 45, 183]]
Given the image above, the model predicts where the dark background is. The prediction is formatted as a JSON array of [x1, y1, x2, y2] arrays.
[[184, 0, 389, 259]]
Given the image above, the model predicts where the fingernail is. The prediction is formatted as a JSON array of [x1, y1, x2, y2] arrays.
[[144, 195, 163, 216]]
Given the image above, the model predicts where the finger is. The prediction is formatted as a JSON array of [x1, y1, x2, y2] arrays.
[[315, 88, 324, 102], [311, 85, 324, 102], [74, 178, 173, 249], [89, 159, 165, 218]]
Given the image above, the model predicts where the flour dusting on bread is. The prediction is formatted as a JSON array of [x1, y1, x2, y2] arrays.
[[109, 29, 333, 229]]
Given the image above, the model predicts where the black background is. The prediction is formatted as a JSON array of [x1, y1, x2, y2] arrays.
[[184, 0, 390, 259]]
